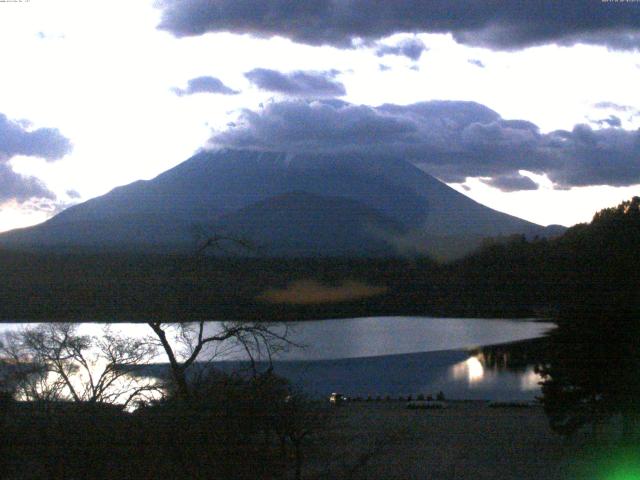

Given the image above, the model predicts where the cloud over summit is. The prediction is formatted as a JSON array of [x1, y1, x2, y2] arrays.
[[156, 0, 640, 51], [211, 99, 640, 191]]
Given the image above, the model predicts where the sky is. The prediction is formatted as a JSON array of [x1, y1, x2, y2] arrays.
[[0, 0, 639, 232]]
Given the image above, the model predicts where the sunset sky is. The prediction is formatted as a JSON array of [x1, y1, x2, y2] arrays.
[[0, 0, 639, 232]]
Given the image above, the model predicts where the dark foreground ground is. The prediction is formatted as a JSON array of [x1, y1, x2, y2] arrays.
[[300, 401, 616, 480], [1, 399, 632, 480]]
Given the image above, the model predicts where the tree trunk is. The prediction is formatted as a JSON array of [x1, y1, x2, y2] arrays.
[[148, 322, 192, 402], [171, 367, 191, 403]]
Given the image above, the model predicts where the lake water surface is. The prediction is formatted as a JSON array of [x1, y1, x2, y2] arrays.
[[209, 316, 555, 400], [0, 317, 555, 401]]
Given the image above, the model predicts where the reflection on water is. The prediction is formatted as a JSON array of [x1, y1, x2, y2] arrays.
[[211, 341, 549, 401], [0, 317, 554, 402], [449, 352, 543, 395], [520, 369, 543, 391], [451, 356, 485, 384], [233, 316, 555, 361], [0, 317, 554, 362]]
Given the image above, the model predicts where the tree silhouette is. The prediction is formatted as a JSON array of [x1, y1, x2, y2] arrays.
[[536, 197, 640, 443], [146, 233, 295, 403], [537, 315, 640, 439], [147, 320, 293, 402], [0, 323, 160, 408]]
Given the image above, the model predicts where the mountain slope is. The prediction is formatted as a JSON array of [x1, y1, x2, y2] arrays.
[[0, 149, 560, 257], [215, 191, 406, 256]]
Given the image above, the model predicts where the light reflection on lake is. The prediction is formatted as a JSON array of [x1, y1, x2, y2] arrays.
[[210, 316, 553, 400], [451, 356, 486, 384], [0, 317, 554, 401], [203, 316, 554, 361]]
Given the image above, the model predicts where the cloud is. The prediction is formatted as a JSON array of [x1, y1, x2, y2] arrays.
[[66, 189, 81, 199], [0, 113, 72, 161], [155, 0, 640, 51], [0, 112, 71, 204], [593, 101, 637, 113], [213, 99, 419, 153], [593, 102, 640, 124], [543, 124, 640, 188], [0, 164, 55, 203], [245, 68, 345, 97], [14, 196, 77, 219], [210, 99, 640, 190], [36, 31, 65, 40], [376, 38, 427, 60], [468, 59, 485, 68], [172, 76, 239, 96], [257, 279, 387, 305], [481, 174, 539, 192], [591, 115, 622, 128]]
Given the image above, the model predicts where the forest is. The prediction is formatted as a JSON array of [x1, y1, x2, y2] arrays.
[[0, 198, 637, 323]]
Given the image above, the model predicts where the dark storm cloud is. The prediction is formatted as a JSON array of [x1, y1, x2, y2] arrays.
[[244, 68, 346, 96], [0, 113, 72, 161], [210, 99, 640, 190], [155, 0, 640, 51], [481, 174, 539, 192], [376, 38, 427, 60], [0, 113, 70, 204], [172, 76, 239, 96]]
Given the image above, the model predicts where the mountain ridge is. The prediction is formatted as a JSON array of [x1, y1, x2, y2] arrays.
[[0, 149, 564, 258]]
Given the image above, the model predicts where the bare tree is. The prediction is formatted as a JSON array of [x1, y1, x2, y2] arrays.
[[0, 323, 161, 409], [146, 320, 294, 402], [1, 330, 65, 403], [146, 234, 296, 402]]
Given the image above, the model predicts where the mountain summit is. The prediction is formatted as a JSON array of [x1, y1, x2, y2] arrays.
[[0, 149, 560, 258]]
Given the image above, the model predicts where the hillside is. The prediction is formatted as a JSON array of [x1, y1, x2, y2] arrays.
[[0, 149, 559, 258]]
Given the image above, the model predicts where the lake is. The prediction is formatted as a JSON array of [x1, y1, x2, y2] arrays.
[[0, 316, 555, 401]]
